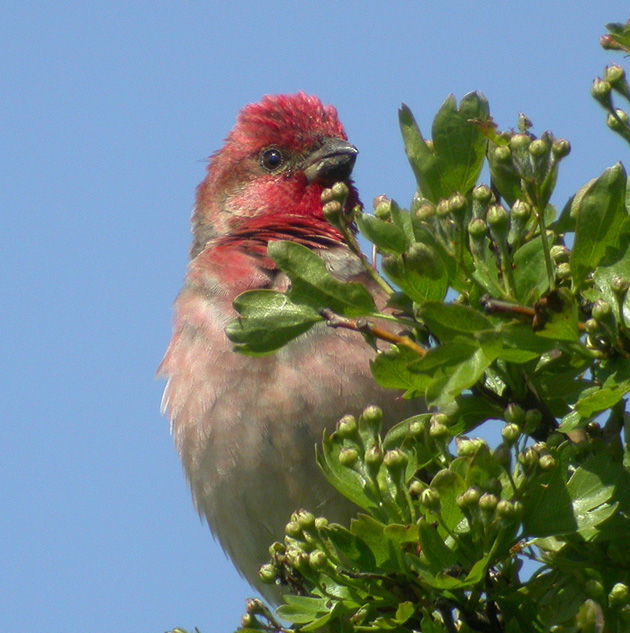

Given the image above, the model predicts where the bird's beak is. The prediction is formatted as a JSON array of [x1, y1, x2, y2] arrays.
[[303, 138, 358, 184]]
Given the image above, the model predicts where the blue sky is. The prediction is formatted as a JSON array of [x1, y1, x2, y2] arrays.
[[2, 2, 629, 632]]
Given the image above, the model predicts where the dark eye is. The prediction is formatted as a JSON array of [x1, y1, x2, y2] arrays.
[[260, 147, 284, 171]]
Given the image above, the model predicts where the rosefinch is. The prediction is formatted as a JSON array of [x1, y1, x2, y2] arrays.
[[158, 93, 416, 601]]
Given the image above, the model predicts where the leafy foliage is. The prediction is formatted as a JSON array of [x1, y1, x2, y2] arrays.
[[219, 26, 630, 633]]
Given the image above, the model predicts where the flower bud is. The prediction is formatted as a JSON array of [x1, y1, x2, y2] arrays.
[[585, 318, 600, 334], [556, 262, 571, 281], [373, 195, 392, 220], [611, 276, 630, 298], [337, 414, 358, 438], [468, 217, 488, 239], [479, 493, 498, 512], [322, 200, 343, 224], [473, 184, 493, 203], [551, 139, 571, 158], [539, 454, 556, 471], [384, 448, 408, 472], [504, 403, 526, 425], [609, 582, 630, 607], [295, 510, 316, 530], [449, 192, 467, 219], [314, 517, 328, 530], [493, 443, 512, 469], [456, 436, 487, 457], [365, 445, 383, 469], [308, 550, 328, 570], [258, 563, 278, 584], [511, 200, 531, 221], [510, 134, 531, 151], [409, 479, 424, 497], [416, 201, 436, 221], [496, 499, 517, 519], [524, 409, 542, 434], [550, 245, 570, 263], [492, 145, 511, 162], [605, 64, 626, 84], [360, 405, 383, 432], [585, 578, 605, 601], [502, 423, 521, 445], [592, 299, 613, 321], [339, 447, 359, 467], [592, 77, 613, 106], [483, 478, 502, 496], [409, 419, 426, 437], [429, 415, 450, 439], [528, 139, 548, 158], [436, 199, 451, 217], [607, 109, 630, 133], [321, 187, 334, 204], [330, 181, 349, 202], [421, 487, 440, 509], [457, 487, 481, 508], [487, 204, 509, 240], [285, 520, 302, 539]]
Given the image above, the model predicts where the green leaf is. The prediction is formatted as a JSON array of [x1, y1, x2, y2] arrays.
[[575, 385, 630, 417], [325, 524, 377, 571], [431, 469, 467, 534], [513, 237, 550, 304], [276, 596, 330, 624], [535, 288, 580, 342], [356, 213, 409, 254], [570, 163, 628, 289], [400, 93, 489, 202], [382, 244, 448, 304], [370, 346, 431, 395], [418, 302, 494, 342], [226, 290, 322, 354], [268, 240, 376, 317], [417, 519, 458, 571]]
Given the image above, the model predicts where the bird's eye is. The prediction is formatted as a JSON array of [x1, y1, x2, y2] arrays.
[[260, 147, 284, 171]]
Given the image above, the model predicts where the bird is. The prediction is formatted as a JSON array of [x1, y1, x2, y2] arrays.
[[158, 93, 416, 602]]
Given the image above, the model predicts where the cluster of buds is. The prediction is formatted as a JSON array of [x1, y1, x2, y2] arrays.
[[592, 64, 630, 143]]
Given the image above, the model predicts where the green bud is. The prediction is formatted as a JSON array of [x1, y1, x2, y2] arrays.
[[468, 217, 488, 238], [322, 200, 343, 224], [504, 403, 526, 425], [416, 201, 436, 221], [492, 145, 511, 162], [409, 419, 426, 437], [429, 418, 450, 439], [551, 139, 571, 158], [556, 262, 571, 281], [609, 582, 630, 607], [337, 414, 358, 438], [331, 181, 349, 202], [592, 77, 613, 106], [360, 405, 383, 432], [529, 139, 548, 157], [285, 521, 302, 539], [373, 195, 392, 220], [607, 109, 630, 132], [473, 184, 493, 203], [611, 276, 630, 297], [321, 187, 334, 204], [496, 499, 517, 519], [436, 199, 450, 217], [308, 550, 327, 570], [421, 487, 440, 509], [479, 493, 498, 512], [457, 486, 481, 508], [546, 432, 565, 448], [592, 299, 613, 320], [550, 245, 570, 263], [456, 436, 486, 457], [510, 134, 531, 151], [268, 541, 285, 557], [449, 192, 467, 218], [511, 200, 532, 220], [539, 454, 556, 471], [314, 517, 328, 530], [339, 447, 359, 467], [384, 448, 408, 471], [487, 204, 509, 237], [619, 605, 630, 622], [365, 445, 383, 469], [295, 510, 315, 530], [517, 447, 539, 469], [258, 563, 278, 584], [502, 423, 521, 445], [409, 479, 424, 497]]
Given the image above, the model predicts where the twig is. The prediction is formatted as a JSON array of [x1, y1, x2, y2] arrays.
[[320, 309, 427, 357]]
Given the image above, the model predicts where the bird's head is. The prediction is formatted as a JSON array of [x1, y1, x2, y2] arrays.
[[191, 93, 360, 257]]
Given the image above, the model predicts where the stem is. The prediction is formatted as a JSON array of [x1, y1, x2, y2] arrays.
[[320, 309, 427, 357]]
